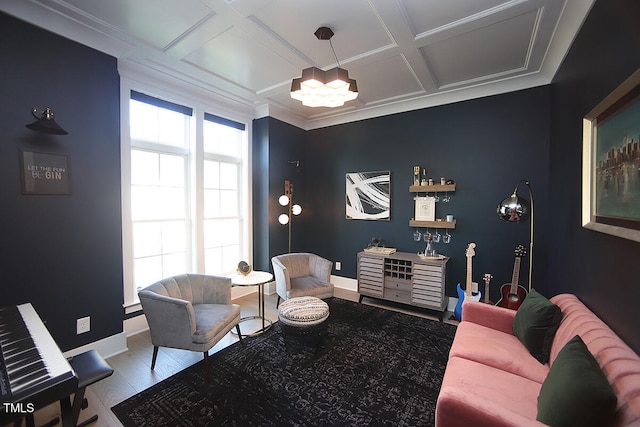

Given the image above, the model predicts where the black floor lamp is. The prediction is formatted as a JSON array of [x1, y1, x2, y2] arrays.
[[497, 179, 534, 291]]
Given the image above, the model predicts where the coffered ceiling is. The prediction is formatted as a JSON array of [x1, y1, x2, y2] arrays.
[[2, 0, 594, 129]]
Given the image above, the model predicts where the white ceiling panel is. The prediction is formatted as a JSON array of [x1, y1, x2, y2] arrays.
[[63, 0, 215, 50], [422, 10, 538, 87], [351, 54, 424, 105], [252, 0, 393, 68], [0, 0, 595, 129], [401, 0, 509, 36], [184, 25, 299, 91]]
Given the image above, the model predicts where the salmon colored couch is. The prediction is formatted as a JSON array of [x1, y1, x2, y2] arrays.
[[435, 294, 640, 427]]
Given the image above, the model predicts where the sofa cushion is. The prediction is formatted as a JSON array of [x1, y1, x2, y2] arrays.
[[512, 289, 562, 364], [192, 304, 240, 344], [537, 335, 617, 427], [288, 276, 335, 299], [449, 321, 549, 384], [436, 356, 543, 427]]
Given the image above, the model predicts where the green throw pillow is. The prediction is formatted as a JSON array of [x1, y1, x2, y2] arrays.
[[537, 335, 617, 427], [512, 289, 562, 363]]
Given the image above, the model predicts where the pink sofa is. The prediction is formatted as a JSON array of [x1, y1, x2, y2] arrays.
[[435, 294, 640, 426]]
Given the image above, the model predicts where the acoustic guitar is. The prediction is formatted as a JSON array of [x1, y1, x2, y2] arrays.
[[496, 244, 528, 310], [454, 243, 481, 320]]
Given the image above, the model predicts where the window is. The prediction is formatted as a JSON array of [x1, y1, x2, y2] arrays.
[[122, 89, 248, 309], [202, 116, 245, 275]]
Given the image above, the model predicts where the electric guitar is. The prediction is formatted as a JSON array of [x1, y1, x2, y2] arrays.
[[496, 244, 528, 310], [454, 243, 481, 320], [483, 273, 493, 304]]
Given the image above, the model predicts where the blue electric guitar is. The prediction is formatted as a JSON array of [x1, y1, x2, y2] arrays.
[[454, 243, 481, 320]]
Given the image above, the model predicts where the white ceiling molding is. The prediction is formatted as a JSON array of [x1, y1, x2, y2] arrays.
[[1, 0, 596, 130]]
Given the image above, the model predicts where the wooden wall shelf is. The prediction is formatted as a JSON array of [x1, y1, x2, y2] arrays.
[[409, 219, 456, 229], [409, 184, 456, 193]]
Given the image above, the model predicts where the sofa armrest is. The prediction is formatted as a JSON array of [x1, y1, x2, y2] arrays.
[[462, 301, 516, 334], [436, 387, 545, 427], [139, 290, 197, 348]]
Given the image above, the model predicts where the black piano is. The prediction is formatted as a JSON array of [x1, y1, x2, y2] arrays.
[[0, 303, 78, 427]]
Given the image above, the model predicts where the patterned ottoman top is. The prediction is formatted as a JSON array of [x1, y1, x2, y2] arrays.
[[278, 296, 329, 325]]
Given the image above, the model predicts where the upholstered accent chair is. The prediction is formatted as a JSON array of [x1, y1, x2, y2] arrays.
[[271, 253, 334, 307], [138, 274, 242, 382]]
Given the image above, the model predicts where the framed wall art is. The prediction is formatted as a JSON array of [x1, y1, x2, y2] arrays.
[[346, 170, 390, 220], [582, 68, 640, 242], [20, 150, 71, 195]]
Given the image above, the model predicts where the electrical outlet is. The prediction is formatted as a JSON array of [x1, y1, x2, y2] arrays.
[[335, 261, 341, 271], [77, 316, 90, 334]]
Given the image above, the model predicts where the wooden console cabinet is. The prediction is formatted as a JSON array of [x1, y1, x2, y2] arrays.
[[357, 251, 449, 320]]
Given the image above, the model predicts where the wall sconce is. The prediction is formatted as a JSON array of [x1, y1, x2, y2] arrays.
[[25, 106, 68, 135], [497, 179, 534, 291], [278, 180, 302, 252]]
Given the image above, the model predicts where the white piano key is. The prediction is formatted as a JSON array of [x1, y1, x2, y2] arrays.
[[16, 304, 73, 379]]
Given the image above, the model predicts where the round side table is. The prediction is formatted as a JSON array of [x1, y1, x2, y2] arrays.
[[230, 271, 273, 337]]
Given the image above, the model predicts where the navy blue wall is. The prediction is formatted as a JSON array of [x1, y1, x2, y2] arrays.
[[255, 0, 640, 353], [2, 0, 639, 356], [302, 88, 551, 303], [547, 0, 640, 353], [257, 89, 551, 303], [0, 12, 122, 351], [253, 116, 310, 263]]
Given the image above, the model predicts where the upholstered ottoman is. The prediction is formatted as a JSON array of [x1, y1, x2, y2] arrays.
[[277, 296, 329, 350]]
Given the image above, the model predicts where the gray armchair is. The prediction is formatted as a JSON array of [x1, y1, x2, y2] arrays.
[[138, 274, 241, 382], [271, 253, 334, 307]]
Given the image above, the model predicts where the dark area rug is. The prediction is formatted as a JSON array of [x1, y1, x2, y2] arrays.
[[111, 298, 457, 426]]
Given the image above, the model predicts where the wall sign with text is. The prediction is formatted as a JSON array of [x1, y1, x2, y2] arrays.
[[20, 151, 71, 195]]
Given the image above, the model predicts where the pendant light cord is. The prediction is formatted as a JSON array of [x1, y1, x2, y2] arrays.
[[329, 39, 341, 67]]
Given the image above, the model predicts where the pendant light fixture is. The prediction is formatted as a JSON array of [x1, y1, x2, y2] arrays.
[[290, 27, 358, 108]]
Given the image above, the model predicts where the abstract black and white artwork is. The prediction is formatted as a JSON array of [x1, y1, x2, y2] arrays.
[[346, 171, 390, 220]]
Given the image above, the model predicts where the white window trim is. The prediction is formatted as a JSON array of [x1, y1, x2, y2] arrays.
[[119, 74, 253, 311]]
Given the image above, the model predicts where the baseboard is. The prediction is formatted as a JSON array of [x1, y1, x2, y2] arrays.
[[74, 276, 442, 360], [231, 285, 256, 299], [331, 275, 357, 292], [448, 296, 459, 312], [124, 313, 149, 337], [63, 331, 128, 360]]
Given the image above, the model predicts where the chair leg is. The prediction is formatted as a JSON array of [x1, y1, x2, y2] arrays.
[[203, 351, 210, 383], [151, 346, 159, 370], [236, 324, 243, 341], [276, 295, 281, 308]]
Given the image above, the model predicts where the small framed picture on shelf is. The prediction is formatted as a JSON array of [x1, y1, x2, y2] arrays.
[[414, 196, 435, 221]]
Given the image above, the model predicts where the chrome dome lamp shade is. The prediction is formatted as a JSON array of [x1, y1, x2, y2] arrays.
[[497, 179, 534, 291]]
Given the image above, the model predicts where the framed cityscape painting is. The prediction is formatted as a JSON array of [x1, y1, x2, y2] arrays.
[[583, 68, 640, 242], [346, 171, 390, 220]]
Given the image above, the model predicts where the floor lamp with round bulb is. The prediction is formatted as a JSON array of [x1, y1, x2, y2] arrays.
[[278, 180, 302, 253]]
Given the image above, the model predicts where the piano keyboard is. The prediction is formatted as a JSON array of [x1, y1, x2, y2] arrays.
[[0, 303, 75, 401]]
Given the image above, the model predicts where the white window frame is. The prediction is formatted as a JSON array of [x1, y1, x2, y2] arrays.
[[120, 74, 252, 313]]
